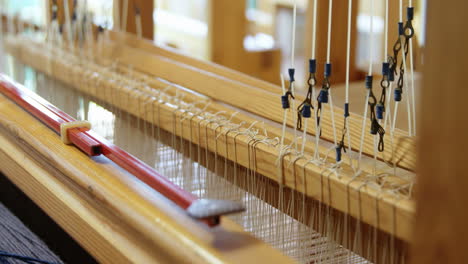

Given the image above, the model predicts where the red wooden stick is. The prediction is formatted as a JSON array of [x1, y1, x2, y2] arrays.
[[0, 75, 197, 214]]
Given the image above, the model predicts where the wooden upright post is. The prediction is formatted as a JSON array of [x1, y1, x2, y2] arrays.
[[114, 0, 154, 40], [412, 1, 468, 263]]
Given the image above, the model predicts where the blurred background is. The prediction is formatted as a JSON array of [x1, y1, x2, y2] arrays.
[[0, 0, 426, 91]]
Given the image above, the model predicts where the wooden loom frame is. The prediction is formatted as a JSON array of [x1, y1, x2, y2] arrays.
[[1, 0, 465, 262], [3, 34, 414, 244], [0, 6, 413, 259]]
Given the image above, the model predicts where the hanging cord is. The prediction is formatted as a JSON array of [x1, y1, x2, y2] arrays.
[[374, 67, 390, 153], [281, 69, 296, 112], [316, 0, 337, 150], [279, 70, 295, 150], [316, 63, 330, 136], [402, 1, 416, 136], [366, 76, 385, 152], [407, 0, 416, 135], [377, 0, 390, 126], [290, 1, 298, 151], [297, 60, 315, 154], [390, 0, 415, 136], [297, 60, 315, 130], [280, 0, 298, 151], [366, 0, 384, 154], [358, 0, 375, 168], [336, 0, 353, 163], [308, 0, 321, 160], [391, 4, 414, 104]]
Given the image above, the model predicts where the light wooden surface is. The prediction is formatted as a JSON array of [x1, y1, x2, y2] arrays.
[[0, 91, 293, 264], [4, 37, 414, 242], [411, 1, 468, 263], [108, 30, 282, 94]]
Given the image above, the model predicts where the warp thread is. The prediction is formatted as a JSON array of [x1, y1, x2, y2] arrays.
[[0, 203, 62, 264]]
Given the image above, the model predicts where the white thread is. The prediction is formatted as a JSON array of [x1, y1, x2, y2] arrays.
[[358, 91, 370, 167], [358, 0, 374, 169], [384, 0, 389, 62], [311, 0, 318, 59], [409, 39, 416, 135], [279, 74, 288, 149], [310, 0, 320, 160], [323, 0, 338, 149], [326, 0, 333, 63], [291, 0, 297, 67], [328, 90, 338, 146], [345, 0, 352, 103], [290, 83, 298, 151], [301, 120, 308, 154], [399, 0, 403, 22], [290, 0, 298, 151], [343, 0, 354, 168], [396, 0, 413, 136], [368, 0, 374, 75], [402, 49, 412, 136], [392, 99, 399, 133]]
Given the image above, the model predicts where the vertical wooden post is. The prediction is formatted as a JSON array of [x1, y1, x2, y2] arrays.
[[411, 1, 468, 263], [304, 0, 359, 84], [210, 0, 247, 70], [114, 0, 154, 40]]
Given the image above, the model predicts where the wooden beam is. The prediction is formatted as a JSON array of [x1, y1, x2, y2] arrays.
[[108, 30, 282, 94], [103, 30, 416, 171], [411, 1, 468, 263]]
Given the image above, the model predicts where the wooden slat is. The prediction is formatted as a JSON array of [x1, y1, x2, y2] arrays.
[[4, 37, 414, 242]]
